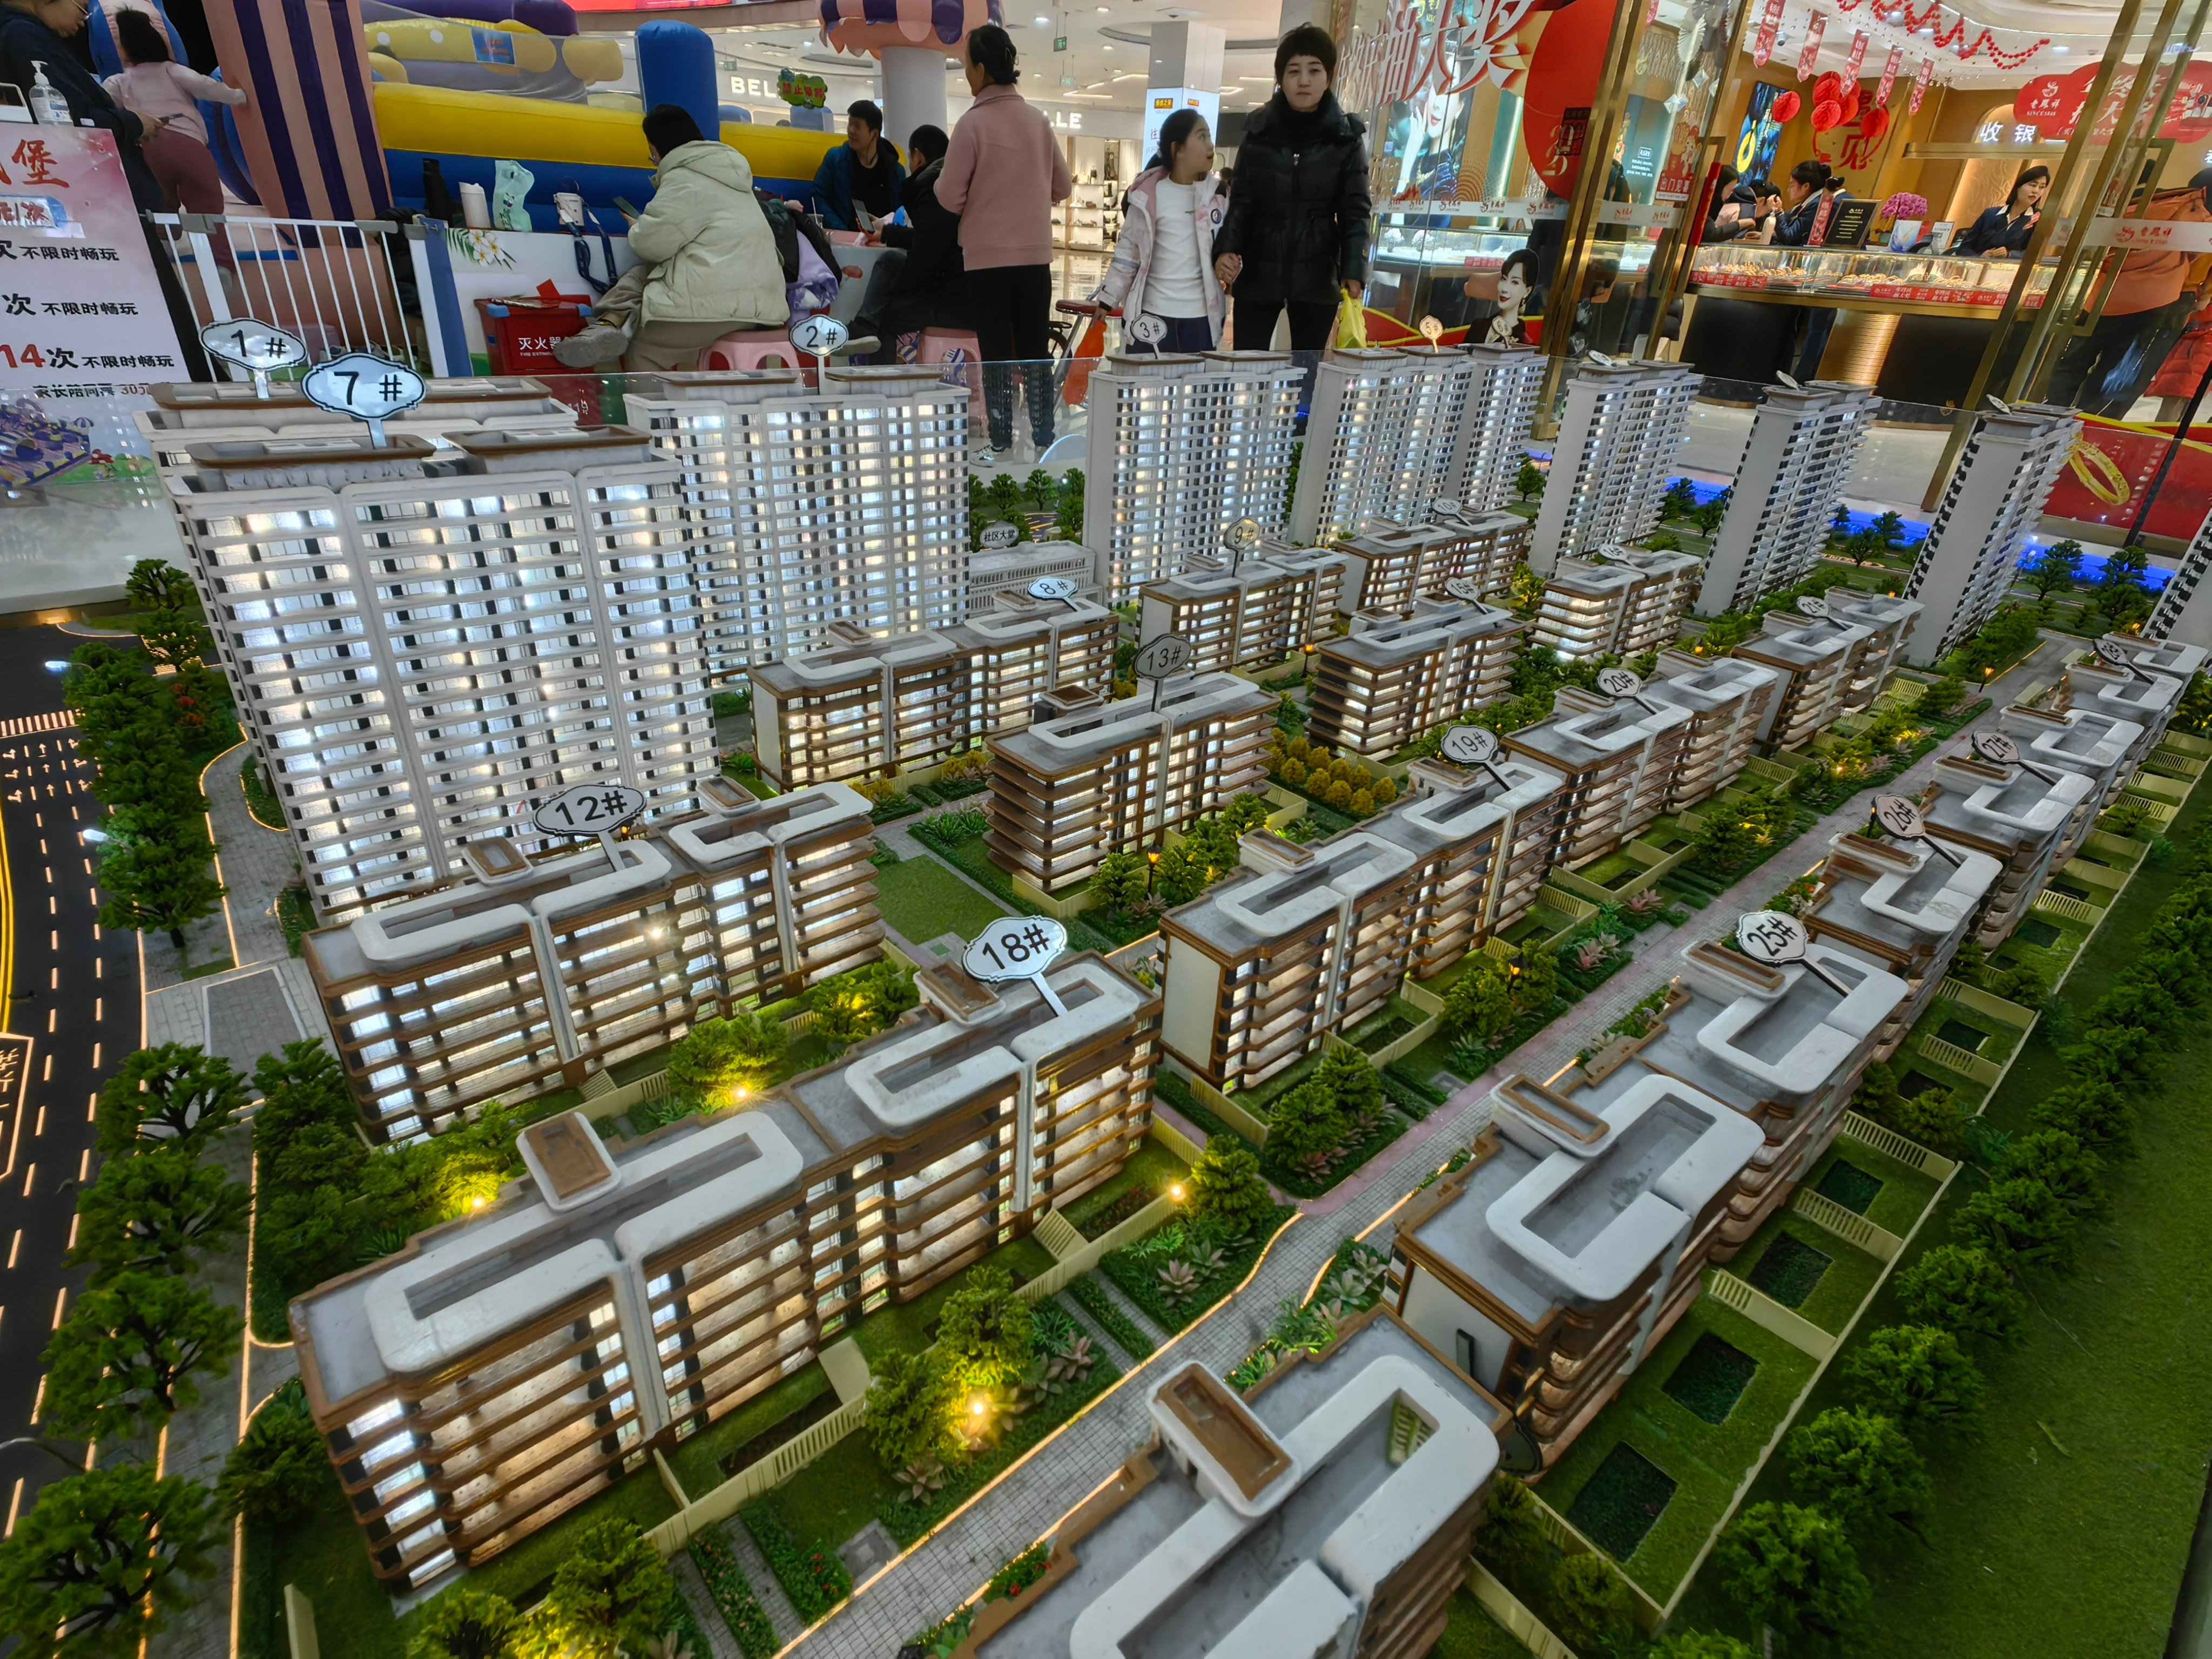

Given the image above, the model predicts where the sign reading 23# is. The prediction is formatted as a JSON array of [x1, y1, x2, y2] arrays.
[[0, 129, 186, 403]]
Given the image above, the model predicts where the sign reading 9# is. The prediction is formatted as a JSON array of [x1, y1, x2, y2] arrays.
[[303, 353, 428, 423], [533, 782, 647, 839]]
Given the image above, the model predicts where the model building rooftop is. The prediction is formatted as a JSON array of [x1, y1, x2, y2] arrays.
[[1736, 610, 1874, 668], [988, 675, 1274, 775], [1811, 832, 2001, 953], [1997, 705, 2145, 776], [1507, 688, 1690, 771], [1924, 750, 2094, 847], [1645, 653, 1779, 713], [974, 1316, 1502, 1659], [1324, 595, 1522, 665]]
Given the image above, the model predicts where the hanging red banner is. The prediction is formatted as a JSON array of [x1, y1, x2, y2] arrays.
[[1877, 44, 1902, 104], [1796, 11, 1827, 80], [1751, 0, 1786, 66], [1910, 54, 1934, 113], [1845, 30, 1868, 78]]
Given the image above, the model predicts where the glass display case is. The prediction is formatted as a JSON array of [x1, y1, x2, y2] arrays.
[[1688, 242, 2059, 313]]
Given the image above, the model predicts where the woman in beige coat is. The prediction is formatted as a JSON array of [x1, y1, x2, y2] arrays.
[[555, 105, 791, 372]]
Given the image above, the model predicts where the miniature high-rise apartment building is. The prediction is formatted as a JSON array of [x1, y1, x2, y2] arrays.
[[748, 592, 1119, 790], [1446, 341, 1547, 510], [1083, 350, 1305, 602], [1918, 746, 2099, 948], [1903, 403, 2077, 665], [972, 1321, 1503, 1659], [1533, 547, 1702, 660], [984, 677, 1276, 893], [1696, 381, 1874, 616], [1641, 653, 1781, 810], [2148, 504, 2212, 649], [1803, 829, 2000, 1056], [625, 366, 972, 670], [1158, 755, 1564, 1090], [302, 778, 880, 1139], [171, 426, 718, 920], [292, 953, 1160, 1587], [1503, 687, 1692, 866], [968, 538, 1100, 608], [1138, 546, 1354, 675], [1528, 360, 1699, 572], [1291, 347, 1476, 544], [1388, 935, 1906, 1462], [1305, 595, 1526, 758]]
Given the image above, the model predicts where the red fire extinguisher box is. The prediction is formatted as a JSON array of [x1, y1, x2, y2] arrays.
[[476, 280, 594, 375]]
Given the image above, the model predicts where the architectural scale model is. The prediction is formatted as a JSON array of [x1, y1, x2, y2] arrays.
[[1157, 754, 1566, 1090], [748, 591, 1118, 790], [1446, 341, 1548, 511], [968, 538, 1101, 608], [1640, 653, 1781, 810], [1291, 347, 1477, 544], [1528, 360, 1700, 573], [1803, 827, 2001, 1055], [302, 777, 881, 1139], [2063, 634, 2208, 756], [1137, 544, 1354, 675], [1082, 350, 1304, 602], [1696, 380, 1876, 616], [1304, 595, 1526, 758], [1533, 546, 1702, 661], [290, 953, 1161, 1587], [168, 426, 719, 919], [1730, 594, 1921, 752], [1502, 686, 1693, 866], [1333, 512, 1533, 615], [1903, 402, 2078, 665], [2146, 501, 2212, 649]]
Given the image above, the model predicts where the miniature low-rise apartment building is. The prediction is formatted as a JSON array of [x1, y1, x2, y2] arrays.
[[1803, 830, 2001, 1056], [1996, 703, 2144, 807], [1137, 545, 1354, 675], [1159, 756, 1566, 1091], [293, 953, 1161, 1589], [1334, 514, 1534, 615], [1730, 594, 1923, 753], [2062, 635, 2207, 761], [1641, 653, 1780, 812], [750, 593, 1118, 790], [1389, 936, 1905, 1462], [974, 1320, 1505, 1659], [1918, 747, 2100, 949], [1306, 595, 1525, 758], [1533, 547, 1701, 662], [1503, 687, 1692, 867], [304, 779, 880, 1141], [985, 675, 1276, 894]]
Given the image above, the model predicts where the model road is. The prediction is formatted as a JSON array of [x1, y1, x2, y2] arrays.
[[0, 627, 137, 1534]]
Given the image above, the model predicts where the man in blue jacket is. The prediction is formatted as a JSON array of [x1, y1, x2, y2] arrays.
[[813, 99, 905, 232]]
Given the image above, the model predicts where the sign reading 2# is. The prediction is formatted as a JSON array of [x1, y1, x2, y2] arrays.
[[302, 353, 428, 423], [788, 314, 850, 356], [532, 782, 647, 839]]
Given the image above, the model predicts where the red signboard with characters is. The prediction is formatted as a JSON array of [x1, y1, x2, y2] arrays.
[[2044, 415, 2212, 542], [2017, 59, 2212, 143]]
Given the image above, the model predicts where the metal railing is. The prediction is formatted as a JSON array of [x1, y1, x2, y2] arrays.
[[1839, 1111, 1960, 1180], [1704, 1265, 1838, 1361]]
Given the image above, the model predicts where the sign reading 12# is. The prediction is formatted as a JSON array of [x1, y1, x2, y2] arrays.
[[533, 783, 646, 839]]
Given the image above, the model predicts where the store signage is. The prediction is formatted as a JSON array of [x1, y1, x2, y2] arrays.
[[1877, 45, 1902, 105], [1339, 0, 1549, 110], [1822, 200, 1877, 247], [1593, 201, 1680, 227], [1144, 88, 1219, 163], [2018, 59, 2212, 144], [1796, 12, 1827, 81], [1911, 56, 1934, 114], [1751, 0, 1786, 66], [2082, 216, 2212, 253], [1461, 197, 1570, 221], [1845, 31, 1868, 78]]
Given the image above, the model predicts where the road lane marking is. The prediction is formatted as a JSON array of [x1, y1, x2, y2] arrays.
[[30, 1372, 44, 1423], [5, 1230, 15, 1268], [4, 1478, 18, 1537], [18, 1163, 29, 1196], [77, 1149, 87, 1183], [64, 1214, 75, 1250], [49, 1288, 64, 1328], [93, 999, 100, 1023], [30, 1107, 39, 1138]]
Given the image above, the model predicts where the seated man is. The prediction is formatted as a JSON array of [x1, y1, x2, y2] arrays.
[[555, 104, 788, 373], [852, 123, 965, 363]]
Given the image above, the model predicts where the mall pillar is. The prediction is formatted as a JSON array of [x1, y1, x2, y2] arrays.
[[1145, 21, 1224, 153], [200, 0, 390, 218], [881, 44, 948, 156]]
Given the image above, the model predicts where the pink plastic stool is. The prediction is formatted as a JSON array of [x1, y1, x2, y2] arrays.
[[918, 327, 986, 429], [698, 331, 800, 372]]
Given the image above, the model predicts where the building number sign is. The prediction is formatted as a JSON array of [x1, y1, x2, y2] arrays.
[[533, 782, 647, 839], [964, 916, 1071, 1013]]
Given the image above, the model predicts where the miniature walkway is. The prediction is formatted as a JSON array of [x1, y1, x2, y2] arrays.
[[785, 637, 2074, 1656]]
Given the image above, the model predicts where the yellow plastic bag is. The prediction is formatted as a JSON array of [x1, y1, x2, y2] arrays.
[[1333, 290, 1367, 349]]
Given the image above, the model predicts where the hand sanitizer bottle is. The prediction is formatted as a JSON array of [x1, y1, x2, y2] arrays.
[[27, 63, 68, 126]]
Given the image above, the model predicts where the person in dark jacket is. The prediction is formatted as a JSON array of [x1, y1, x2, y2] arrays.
[[1703, 166, 1759, 242], [812, 99, 904, 232], [1956, 164, 2049, 257], [853, 124, 965, 361], [0, 0, 207, 377], [1771, 160, 1847, 379], [1211, 23, 1370, 354]]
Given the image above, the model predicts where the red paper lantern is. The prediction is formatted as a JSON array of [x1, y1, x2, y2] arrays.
[[1862, 105, 1891, 143], [1839, 86, 1862, 124], [1772, 90, 1802, 122], [1812, 98, 1845, 131], [1813, 71, 1844, 105]]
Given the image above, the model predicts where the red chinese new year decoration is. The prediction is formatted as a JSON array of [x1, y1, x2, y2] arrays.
[[1835, 0, 2045, 69], [1771, 89, 1802, 122]]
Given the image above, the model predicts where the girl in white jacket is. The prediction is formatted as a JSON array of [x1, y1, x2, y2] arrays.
[[1091, 110, 1224, 353]]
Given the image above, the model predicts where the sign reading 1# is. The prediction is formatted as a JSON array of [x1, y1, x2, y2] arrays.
[[199, 318, 305, 400], [963, 916, 1070, 1013], [302, 352, 427, 447], [532, 782, 647, 840]]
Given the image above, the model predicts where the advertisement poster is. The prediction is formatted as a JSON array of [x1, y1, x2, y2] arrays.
[[0, 127, 184, 407], [1911, 56, 1934, 113], [1520, 0, 1617, 197], [1877, 45, 1902, 105], [1735, 81, 1788, 179], [1844, 31, 1867, 78], [2017, 59, 2212, 143]]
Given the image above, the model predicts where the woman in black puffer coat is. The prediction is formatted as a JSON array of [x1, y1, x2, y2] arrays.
[[1212, 23, 1372, 354]]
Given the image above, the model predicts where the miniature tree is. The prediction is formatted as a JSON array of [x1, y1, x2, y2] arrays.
[[534, 1519, 677, 1659], [1472, 1473, 1552, 1589], [1023, 467, 1057, 509], [1514, 458, 1545, 501], [1894, 1244, 2027, 1347], [935, 1266, 1034, 1392], [1715, 1502, 1870, 1652], [408, 1587, 522, 1659], [2028, 1078, 2137, 1158], [41, 1271, 240, 1445], [1953, 1174, 2079, 1274], [1690, 485, 1731, 536], [70, 1143, 248, 1283], [135, 609, 204, 671], [1660, 476, 1698, 521], [1184, 1137, 1276, 1237], [1998, 1129, 2105, 1221], [95, 1044, 248, 1158], [666, 1010, 788, 1107], [217, 1382, 330, 1527], [1090, 850, 1151, 916], [1786, 1407, 1932, 1538], [1154, 840, 1209, 906], [1826, 503, 1853, 545], [1442, 957, 1516, 1049], [1840, 1324, 1984, 1435], [2024, 539, 2083, 603], [984, 473, 1024, 516], [1265, 1077, 1348, 1174], [95, 827, 226, 953], [124, 558, 197, 614], [1650, 1636, 1754, 1659], [864, 1348, 957, 1472], [0, 1464, 219, 1659], [1550, 1554, 1632, 1651]]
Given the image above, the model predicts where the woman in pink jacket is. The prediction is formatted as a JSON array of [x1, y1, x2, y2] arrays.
[[936, 23, 1070, 459]]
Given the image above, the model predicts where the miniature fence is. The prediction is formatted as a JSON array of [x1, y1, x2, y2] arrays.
[[1522, 1485, 1666, 1633], [646, 1396, 870, 1554], [1704, 1265, 1837, 1360], [2030, 890, 2100, 927], [1839, 1111, 1959, 1179], [1032, 1208, 1088, 1261], [1909, 1033, 2004, 1088], [1016, 1194, 1176, 1301], [1399, 976, 1449, 1019], [1790, 1189, 1903, 1261], [1323, 1010, 1440, 1071], [1465, 1562, 1580, 1659], [1148, 1115, 1204, 1164], [1189, 1071, 1272, 1146]]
